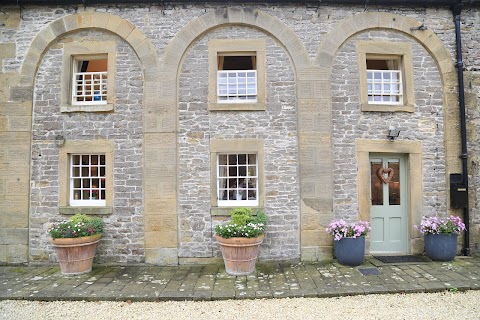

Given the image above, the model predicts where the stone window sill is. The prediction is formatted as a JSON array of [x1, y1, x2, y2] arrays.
[[59, 206, 113, 215], [361, 103, 414, 113], [209, 102, 266, 111], [60, 103, 114, 113], [210, 207, 264, 216]]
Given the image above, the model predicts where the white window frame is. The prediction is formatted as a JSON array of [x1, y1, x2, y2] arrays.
[[217, 153, 259, 207], [208, 39, 266, 111], [69, 154, 106, 207], [61, 41, 116, 113], [356, 41, 414, 113], [71, 58, 108, 105], [217, 70, 257, 103], [367, 69, 403, 105]]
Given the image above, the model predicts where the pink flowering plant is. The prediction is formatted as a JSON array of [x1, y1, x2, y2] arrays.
[[48, 214, 105, 239], [215, 208, 267, 238], [326, 219, 371, 241], [416, 215, 466, 235]]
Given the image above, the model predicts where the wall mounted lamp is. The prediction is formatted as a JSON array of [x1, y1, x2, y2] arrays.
[[410, 23, 428, 31], [387, 127, 400, 141], [54, 135, 65, 147]]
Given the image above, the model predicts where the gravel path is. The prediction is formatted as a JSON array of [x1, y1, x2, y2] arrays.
[[1, 291, 479, 320]]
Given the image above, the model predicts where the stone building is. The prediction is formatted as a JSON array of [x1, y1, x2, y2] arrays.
[[0, 0, 479, 265]]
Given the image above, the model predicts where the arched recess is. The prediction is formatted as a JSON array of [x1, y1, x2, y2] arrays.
[[7, 12, 160, 263], [153, 8, 327, 264], [315, 12, 460, 255]]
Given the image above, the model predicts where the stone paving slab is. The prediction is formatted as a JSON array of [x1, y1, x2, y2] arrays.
[[1, 256, 479, 301]]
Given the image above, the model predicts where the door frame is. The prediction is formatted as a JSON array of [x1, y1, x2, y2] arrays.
[[356, 140, 423, 255], [369, 153, 408, 254]]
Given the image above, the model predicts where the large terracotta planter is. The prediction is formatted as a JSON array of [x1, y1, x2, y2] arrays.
[[334, 236, 366, 267], [49, 234, 102, 275], [215, 234, 264, 276], [424, 233, 458, 261]]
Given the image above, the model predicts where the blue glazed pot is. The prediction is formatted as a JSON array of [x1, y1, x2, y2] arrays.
[[424, 234, 458, 261], [334, 237, 366, 267]]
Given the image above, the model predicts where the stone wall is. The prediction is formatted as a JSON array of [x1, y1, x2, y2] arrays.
[[1, 3, 480, 264], [30, 30, 145, 264], [331, 30, 445, 219], [178, 26, 299, 260]]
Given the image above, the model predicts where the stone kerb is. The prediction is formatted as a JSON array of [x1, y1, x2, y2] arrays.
[[315, 11, 460, 256]]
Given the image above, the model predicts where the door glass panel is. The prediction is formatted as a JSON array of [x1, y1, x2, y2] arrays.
[[388, 160, 400, 205], [371, 159, 383, 205]]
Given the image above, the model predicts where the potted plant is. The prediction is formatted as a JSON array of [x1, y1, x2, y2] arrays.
[[214, 208, 267, 276], [416, 215, 466, 261], [48, 214, 105, 275], [326, 219, 370, 267]]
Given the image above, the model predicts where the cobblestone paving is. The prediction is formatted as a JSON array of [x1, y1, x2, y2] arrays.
[[1, 257, 479, 301]]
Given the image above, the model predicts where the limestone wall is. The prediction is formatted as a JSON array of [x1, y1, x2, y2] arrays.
[[0, 3, 479, 264]]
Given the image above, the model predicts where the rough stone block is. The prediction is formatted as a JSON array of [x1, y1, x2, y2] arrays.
[[145, 247, 178, 265], [0, 228, 28, 245], [144, 214, 177, 232], [6, 244, 28, 263], [0, 74, 20, 102], [145, 230, 177, 248], [0, 9, 20, 29], [116, 20, 135, 39], [0, 245, 5, 262], [0, 116, 7, 131], [301, 246, 321, 261], [10, 86, 33, 102], [0, 43, 15, 60], [7, 116, 31, 132], [125, 27, 147, 49]]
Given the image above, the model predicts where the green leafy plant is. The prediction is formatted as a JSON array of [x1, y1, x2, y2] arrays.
[[215, 208, 267, 238], [48, 214, 105, 239]]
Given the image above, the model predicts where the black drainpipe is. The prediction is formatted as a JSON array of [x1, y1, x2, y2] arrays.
[[452, 3, 470, 256]]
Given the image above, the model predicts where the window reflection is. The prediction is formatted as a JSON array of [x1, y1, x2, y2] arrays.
[[388, 161, 400, 205], [371, 160, 383, 206]]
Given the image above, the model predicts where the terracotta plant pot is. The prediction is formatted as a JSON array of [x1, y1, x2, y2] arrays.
[[215, 234, 264, 276], [49, 234, 102, 275]]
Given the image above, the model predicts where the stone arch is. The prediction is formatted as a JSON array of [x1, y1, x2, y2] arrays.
[[18, 12, 159, 87], [8, 12, 160, 263], [148, 8, 325, 264], [315, 12, 460, 255]]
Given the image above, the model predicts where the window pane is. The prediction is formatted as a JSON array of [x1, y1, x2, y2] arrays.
[[247, 166, 256, 177], [371, 160, 383, 206], [238, 154, 246, 164], [388, 160, 400, 205], [228, 155, 237, 165], [218, 166, 227, 177], [219, 189, 228, 200]]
